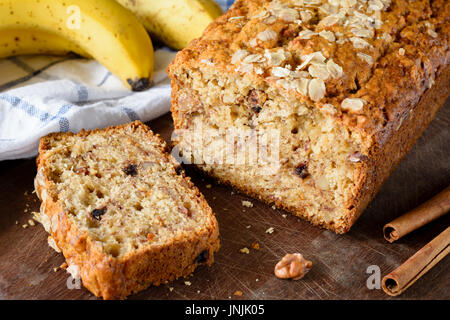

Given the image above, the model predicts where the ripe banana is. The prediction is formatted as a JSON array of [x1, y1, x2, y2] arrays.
[[0, 29, 90, 59], [115, 0, 222, 50], [0, 0, 154, 91]]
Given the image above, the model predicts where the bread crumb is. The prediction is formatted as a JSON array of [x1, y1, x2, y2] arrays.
[[184, 281, 192, 286], [256, 278, 259, 282], [239, 247, 250, 254], [169, 287, 174, 292], [282, 214, 287, 218], [53, 267, 59, 272], [251, 242, 260, 250], [15, 221, 19, 225], [241, 200, 253, 208], [28, 219, 35, 226], [271, 205, 277, 210], [234, 290, 243, 296], [246, 225, 251, 229], [265, 227, 275, 234], [22, 224, 28, 229], [206, 184, 212, 188]]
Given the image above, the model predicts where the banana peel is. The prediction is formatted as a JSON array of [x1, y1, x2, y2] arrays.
[[0, 0, 154, 91], [116, 0, 223, 50]]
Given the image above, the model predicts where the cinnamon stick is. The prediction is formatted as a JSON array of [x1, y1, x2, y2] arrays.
[[383, 186, 450, 243], [382, 227, 450, 296]]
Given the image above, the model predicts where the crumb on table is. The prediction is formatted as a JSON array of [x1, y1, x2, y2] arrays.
[[241, 200, 253, 208], [239, 247, 250, 254], [266, 227, 275, 234]]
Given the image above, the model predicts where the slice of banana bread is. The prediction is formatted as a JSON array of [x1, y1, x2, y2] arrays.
[[168, 0, 450, 233], [34, 121, 220, 299]]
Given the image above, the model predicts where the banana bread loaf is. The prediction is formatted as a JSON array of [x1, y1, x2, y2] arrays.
[[34, 121, 220, 299], [168, 0, 450, 233]]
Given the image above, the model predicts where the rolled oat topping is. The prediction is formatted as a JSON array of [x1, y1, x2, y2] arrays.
[[308, 78, 326, 101], [319, 30, 336, 42], [231, 50, 249, 65], [321, 103, 338, 115], [224, 0, 396, 107], [298, 29, 317, 39], [257, 29, 278, 41], [326, 59, 343, 78], [357, 52, 374, 65], [341, 98, 365, 113]]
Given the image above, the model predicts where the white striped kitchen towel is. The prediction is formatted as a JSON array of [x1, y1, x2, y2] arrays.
[[0, 0, 235, 161]]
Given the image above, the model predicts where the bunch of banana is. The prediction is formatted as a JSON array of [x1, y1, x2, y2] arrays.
[[0, 0, 154, 91], [115, 0, 223, 50]]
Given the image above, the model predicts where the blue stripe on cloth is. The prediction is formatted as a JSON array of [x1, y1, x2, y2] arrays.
[[44, 104, 72, 132], [71, 81, 89, 103], [9, 57, 62, 81], [59, 118, 70, 132], [0, 57, 72, 92], [97, 71, 112, 87], [0, 94, 71, 132], [121, 107, 140, 121]]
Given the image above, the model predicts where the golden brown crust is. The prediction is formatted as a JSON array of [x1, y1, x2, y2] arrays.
[[168, 0, 450, 233], [344, 64, 450, 233], [35, 121, 220, 299], [169, 0, 449, 141]]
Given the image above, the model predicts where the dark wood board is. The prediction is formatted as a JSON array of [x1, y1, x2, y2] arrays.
[[0, 99, 449, 300]]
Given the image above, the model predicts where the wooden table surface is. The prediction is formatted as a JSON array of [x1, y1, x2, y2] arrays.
[[0, 100, 449, 300]]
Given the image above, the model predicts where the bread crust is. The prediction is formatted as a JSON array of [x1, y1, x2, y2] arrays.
[[34, 121, 220, 299], [342, 65, 450, 233], [168, 0, 450, 233]]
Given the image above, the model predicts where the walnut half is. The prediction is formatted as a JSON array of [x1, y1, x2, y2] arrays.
[[274, 253, 312, 280]]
